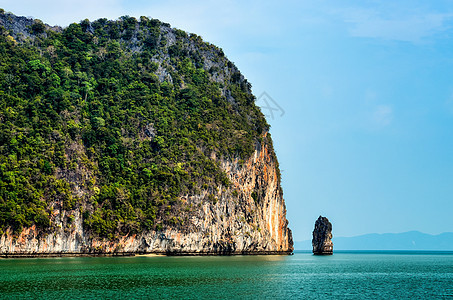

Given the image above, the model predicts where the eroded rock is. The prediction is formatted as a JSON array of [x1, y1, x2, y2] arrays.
[[312, 216, 333, 255], [0, 142, 293, 255]]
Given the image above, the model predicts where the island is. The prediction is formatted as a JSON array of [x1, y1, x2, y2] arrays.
[[0, 10, 293, 256]]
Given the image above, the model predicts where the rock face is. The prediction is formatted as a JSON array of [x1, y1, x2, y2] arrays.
[[312, 216, 333, 255], [0, 141, 293, 255], [0, 138, 292, 256], [0, 11, 293, 256]]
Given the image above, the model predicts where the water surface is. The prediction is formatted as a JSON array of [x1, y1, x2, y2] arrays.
[[1, 252, 452, 299]]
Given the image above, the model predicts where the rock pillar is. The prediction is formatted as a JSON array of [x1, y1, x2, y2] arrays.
[[312, 216, 333, 255]]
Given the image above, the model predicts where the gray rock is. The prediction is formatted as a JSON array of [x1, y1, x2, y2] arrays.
[[0, 142, 293, 255], [312, 216, 333, 255], [0, 12, 293, 256]]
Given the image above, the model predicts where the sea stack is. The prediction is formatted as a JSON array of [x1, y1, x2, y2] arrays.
[[312, 216, 333, 255]]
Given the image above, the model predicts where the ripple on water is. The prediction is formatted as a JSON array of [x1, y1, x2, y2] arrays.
[[0, 253, 452, 299]]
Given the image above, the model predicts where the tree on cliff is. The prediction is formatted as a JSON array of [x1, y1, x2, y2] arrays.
[[0, 12, 274, 239]]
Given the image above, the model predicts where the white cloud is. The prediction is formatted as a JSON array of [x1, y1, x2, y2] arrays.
[[445, 93, 453, 114], [349, 13, 453, 43], [122, 0, 285, 40], [364, 89, 378, 104], [1, 0, 122, 26], [328, 4, 453, 43], [373, 105, 393, 127]]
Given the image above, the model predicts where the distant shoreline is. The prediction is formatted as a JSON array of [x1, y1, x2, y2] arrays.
[[0, 250, 293, 258], [295, 231, 453, 252], [294, 250, 453, 255]]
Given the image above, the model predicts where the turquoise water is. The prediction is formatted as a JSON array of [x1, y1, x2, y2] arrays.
[[0, 252, 452, 299]]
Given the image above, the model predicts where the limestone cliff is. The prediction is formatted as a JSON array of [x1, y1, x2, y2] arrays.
[[0, 11, 292, 256], [1, 139, 292, 255]]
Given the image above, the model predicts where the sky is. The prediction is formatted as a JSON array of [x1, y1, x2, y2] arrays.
[[2, 0, 453, 241]]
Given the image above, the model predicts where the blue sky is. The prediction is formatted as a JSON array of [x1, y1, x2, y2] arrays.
[[2, 0, 453, 241]]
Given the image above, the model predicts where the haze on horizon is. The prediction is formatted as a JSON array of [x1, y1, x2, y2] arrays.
[[2, 0, 453, 241]]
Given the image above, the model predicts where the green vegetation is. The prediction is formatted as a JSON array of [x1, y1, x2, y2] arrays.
[[0, 14, 271, 238]]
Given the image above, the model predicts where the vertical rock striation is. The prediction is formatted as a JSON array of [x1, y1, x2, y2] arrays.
[[0, 11, 293, 256], [0, 139, 293, 255], [312, 216, 333, 255]]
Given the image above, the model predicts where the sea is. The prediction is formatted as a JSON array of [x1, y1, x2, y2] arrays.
[[0, 251, 452, 299]]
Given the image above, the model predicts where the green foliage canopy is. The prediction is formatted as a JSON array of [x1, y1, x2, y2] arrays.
[[0, 14, 270, 238]]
